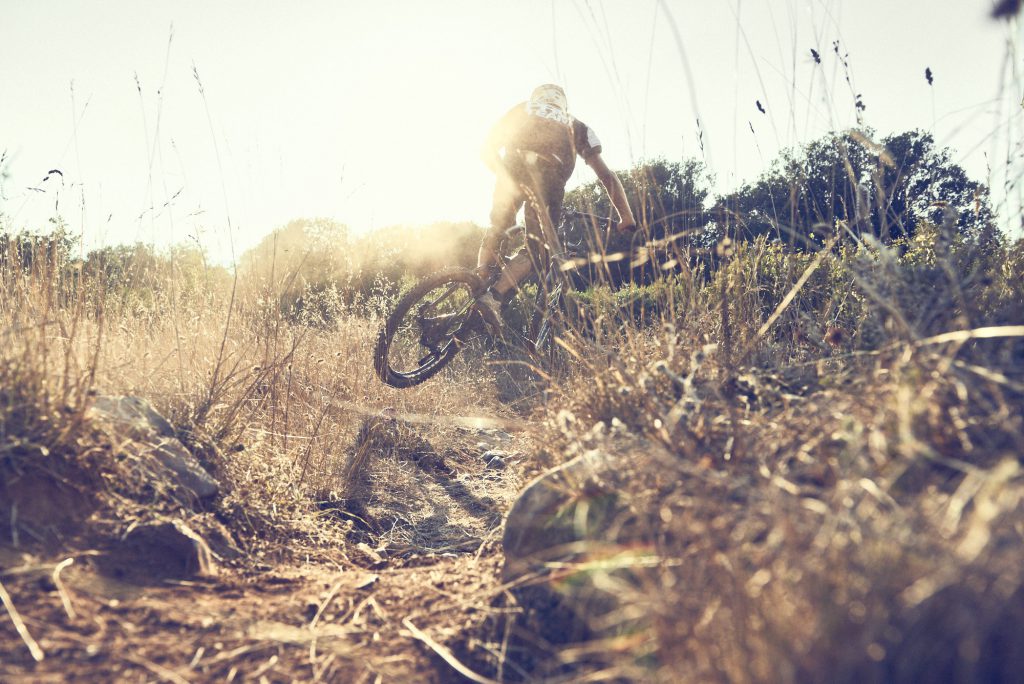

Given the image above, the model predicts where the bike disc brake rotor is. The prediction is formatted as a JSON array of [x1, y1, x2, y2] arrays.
[[391, 282, 475, 374], [418, 309, 461, 354]]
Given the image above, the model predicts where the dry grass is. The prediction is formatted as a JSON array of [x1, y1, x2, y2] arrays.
[[1, 175, 1023, 682], [0, 232, 516, 552], [456, 221, 1024, 681]]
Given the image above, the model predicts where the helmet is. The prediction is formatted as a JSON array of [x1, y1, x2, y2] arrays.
[[530, 84, 568, 112]]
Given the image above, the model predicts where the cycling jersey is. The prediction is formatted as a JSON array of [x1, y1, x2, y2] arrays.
[[485, 101, 604, 182]]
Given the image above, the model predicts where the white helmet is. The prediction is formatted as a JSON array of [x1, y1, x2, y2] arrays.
[[530, 84, 568, 112]]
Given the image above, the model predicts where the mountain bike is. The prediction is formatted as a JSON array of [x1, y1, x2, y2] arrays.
[[373, 209, 611, 389]]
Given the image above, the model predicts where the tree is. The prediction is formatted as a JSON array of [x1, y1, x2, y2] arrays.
[[0, 221, 76, 275], [240, 218, 350, 287], [875, 130, 994, 241], [565, 157, 711, 241], [237, 218, 351, 322], [716, 129, 995, 249], [80, 241, 229, 319], [353, 220, 481, 285], [564, 158, 713, 285]]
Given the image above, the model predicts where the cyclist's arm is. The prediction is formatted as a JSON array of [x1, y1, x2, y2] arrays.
[[585, 152, 636, 231]]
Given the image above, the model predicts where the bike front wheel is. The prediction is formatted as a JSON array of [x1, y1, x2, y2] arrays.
[[374, 268, 484, 389]]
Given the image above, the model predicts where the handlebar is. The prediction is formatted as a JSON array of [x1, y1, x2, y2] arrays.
[[562, 209, 616, 229], [500, 210, 625, 258]]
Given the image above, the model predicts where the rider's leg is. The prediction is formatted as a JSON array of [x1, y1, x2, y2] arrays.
[[490, 168, 566, 297], [475, 181, 523, 328], [476, 227, 502, 277], [476, 239, 532, 331], [477, 161, 566, 325], [477, 178, 521, 276], [489, 190, 548, 298], [489, 252, 534, 296]]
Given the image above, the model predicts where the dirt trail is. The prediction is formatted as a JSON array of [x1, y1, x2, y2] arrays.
[[0, 424, 532, 683], [1, 548, 505, 682]]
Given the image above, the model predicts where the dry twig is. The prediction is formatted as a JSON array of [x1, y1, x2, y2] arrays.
[[52, 557, 76, 621], [402, 616, 500, 684], [0, 576, 44, 662]]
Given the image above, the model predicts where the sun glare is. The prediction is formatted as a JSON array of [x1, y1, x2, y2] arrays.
[[0, 0, 1017, 262]]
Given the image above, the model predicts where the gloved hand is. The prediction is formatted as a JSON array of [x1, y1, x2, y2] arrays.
[[605, 227, 638, 255]]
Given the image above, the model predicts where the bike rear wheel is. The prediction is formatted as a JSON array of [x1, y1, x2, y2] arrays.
[[374, 268, 484, 388]]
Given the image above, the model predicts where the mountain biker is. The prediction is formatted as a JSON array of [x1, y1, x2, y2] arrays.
[[474, 84, 636, 328]]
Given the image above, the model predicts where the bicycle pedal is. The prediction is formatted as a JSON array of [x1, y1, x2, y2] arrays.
[[474, 294, 504, 332]]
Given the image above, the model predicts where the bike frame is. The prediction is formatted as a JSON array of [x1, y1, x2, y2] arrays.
[[474, 208, 611, 351]]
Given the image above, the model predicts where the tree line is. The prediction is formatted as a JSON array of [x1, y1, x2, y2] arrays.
[[565, 128, 996, 252], [1, 127, 1009, 321]]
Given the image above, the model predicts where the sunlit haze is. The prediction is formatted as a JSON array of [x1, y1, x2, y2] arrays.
[[1, 1, 1019, 262]]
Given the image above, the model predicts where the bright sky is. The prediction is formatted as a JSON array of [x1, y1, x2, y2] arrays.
[[1, 1, 1020, 261]]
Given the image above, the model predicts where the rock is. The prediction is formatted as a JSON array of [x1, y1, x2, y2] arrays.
[[355, 573, 380, 590], [355, 542, 385, 567], [147, 440, 219, 500], [481, 448, 511, 471], [502, 450, 620, 582], [91, 395, 176, 439], [88, 395, 219, 504], [120, 519, 216, 579], [501, 445, 659, 643], [484, 429, 514, 442]]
